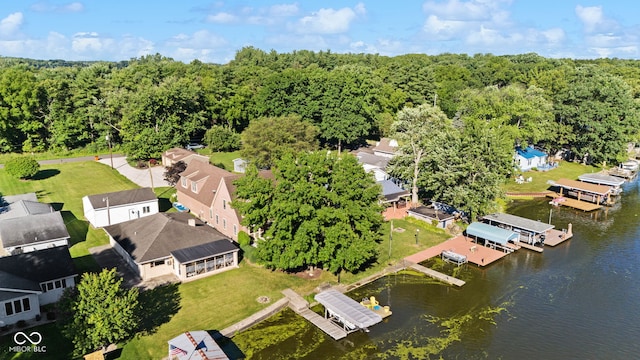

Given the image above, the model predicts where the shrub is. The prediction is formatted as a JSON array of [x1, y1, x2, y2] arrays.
[[204, 125, 241, 152], [237, 231, 251, 247], [4, 157, 40, 179]]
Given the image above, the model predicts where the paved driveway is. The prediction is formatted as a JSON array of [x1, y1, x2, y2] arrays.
[[97, 156, 171, 188]]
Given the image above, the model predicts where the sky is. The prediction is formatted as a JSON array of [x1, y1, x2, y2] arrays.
[[0, 0, 639, 64]]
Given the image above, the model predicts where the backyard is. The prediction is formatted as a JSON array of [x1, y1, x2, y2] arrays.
[[504, 160, 601, 194], [0, 159, 452, 360]]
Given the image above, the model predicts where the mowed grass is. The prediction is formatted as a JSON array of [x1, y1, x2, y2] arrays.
[[122, 217, 450, 360], [0, 161, 138, 272], [504, 160, 601, 193], [196, 150, 241, 171], [0, 159, 453, 360]]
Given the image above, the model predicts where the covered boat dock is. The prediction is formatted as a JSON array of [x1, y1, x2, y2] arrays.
[[465, 222, 519, 253], [553, 178, 612, 205], [481, 213, 553, 249], [314, 289, 383, 335], [578, 173, 625, 195]]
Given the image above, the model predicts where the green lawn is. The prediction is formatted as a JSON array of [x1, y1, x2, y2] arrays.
[[195, 149, 241, 171], [504, 160, 601, 193], [0, 158, 453, 360], [0, 161, 139, 273]]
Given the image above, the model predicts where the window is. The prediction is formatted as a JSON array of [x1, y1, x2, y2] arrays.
[[233, 224, 237, 236], [223, 200, 226, 210], [41, 278, 68, 292], [209, 208, 213, 219], [142, 206, 151, 214], [223, 219, 226, 229], [150, 260, 165, 267], [181, 177, 187, 188], [4, 297, 31, 316], [184, 253, 236, 278], [215, 215, 219, 224], [191, 182, 198, 192]]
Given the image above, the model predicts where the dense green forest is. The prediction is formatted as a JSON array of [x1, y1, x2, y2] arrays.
[[1, 48, 638, 162], [2, 48, 639, 224]]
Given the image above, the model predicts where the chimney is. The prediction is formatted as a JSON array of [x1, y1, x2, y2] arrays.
[[188, 218, 196, 227]]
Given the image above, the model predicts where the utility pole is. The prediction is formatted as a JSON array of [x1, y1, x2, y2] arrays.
[[105, 135, 113, 169], [103, 197, 110, 226]]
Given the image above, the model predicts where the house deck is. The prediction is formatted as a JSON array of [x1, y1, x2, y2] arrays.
[[405, 235, 510, 267]]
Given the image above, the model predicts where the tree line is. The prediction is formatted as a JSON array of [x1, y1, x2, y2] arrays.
[[0, 49, 638, 164]]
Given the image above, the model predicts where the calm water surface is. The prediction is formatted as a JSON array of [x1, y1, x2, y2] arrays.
[[228, 178, 640, 359]]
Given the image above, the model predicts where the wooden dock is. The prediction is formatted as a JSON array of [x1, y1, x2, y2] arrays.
[[544, 227, 573, 246], [407, 262, 465, 286], [281, 289, 348, 340], [298, 308, 347, 340], [547, 192, 602, 211], [405, 234, 511, 268], [518, 242, 544, 252]]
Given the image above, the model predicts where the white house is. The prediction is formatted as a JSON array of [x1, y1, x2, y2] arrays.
[[83, 188, 159, 228], [104, 212, 239, 282], [0, 247, 77, 325], [0, 212, 70, 256], [356, 152, 390, 182], [515, 146, 548, 171]]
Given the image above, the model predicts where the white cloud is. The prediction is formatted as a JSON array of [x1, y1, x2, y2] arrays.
[[207, 12, 238, 24], [423, 15, 468, 40], [575, 5, 618, 33], [162, 30, 228, 62], [0, 12, 24, 37], [269, 3, 299, 17], [423, 0, 509, 22], [30, 1, 84, 13], [295, 5, 364, 34]]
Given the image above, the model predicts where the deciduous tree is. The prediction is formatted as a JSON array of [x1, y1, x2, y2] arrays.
[[233, 151, 383, 274], [240, 115, 319, 169], [60, 269, 139, 356]]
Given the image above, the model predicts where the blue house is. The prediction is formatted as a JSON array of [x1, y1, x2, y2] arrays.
[[515, 146, 548, 171]]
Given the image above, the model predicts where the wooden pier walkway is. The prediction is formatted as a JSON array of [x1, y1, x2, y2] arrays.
[[547, 192, 602, 211], [543, 227, 573, 246], [281, 289, 347, 340], [407, 262, 465, 286]]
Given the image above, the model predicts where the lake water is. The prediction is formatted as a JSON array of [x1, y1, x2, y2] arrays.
[[228, 178, 640, 359]]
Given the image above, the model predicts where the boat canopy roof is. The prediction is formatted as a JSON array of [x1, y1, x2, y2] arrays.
[[577, 173, 625, 187], [482, 213, 554, 234], [315, 289, 382, 329], [555, 178, 611, 195], [466, 222, 518, 245]]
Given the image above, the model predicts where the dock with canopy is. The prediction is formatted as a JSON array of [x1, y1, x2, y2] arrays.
[[314, 289, 382, 335], [465, 222, 519, 253]]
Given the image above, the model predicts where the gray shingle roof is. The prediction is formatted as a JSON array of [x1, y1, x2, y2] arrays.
[[0, 247, 77, 292], [85, 187, 157, 210], [0, 211, 70, 248], [104, 212, 237, 263], [0, 193, 53, 220]]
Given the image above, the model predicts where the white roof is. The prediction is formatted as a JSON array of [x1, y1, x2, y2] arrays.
[[168, 331, 228, 360], [315, 289, 382, 329]]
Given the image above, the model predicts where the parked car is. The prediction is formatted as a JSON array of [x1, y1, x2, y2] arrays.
[[186, 143, 205, 150]]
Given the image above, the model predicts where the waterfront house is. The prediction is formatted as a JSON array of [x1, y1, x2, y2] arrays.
[[104, 212, 239, 282], [515, 146, 548, 171], [407, 203, 457, 229], [83, 188, 159, 228], [0, 247, 77, 325]]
